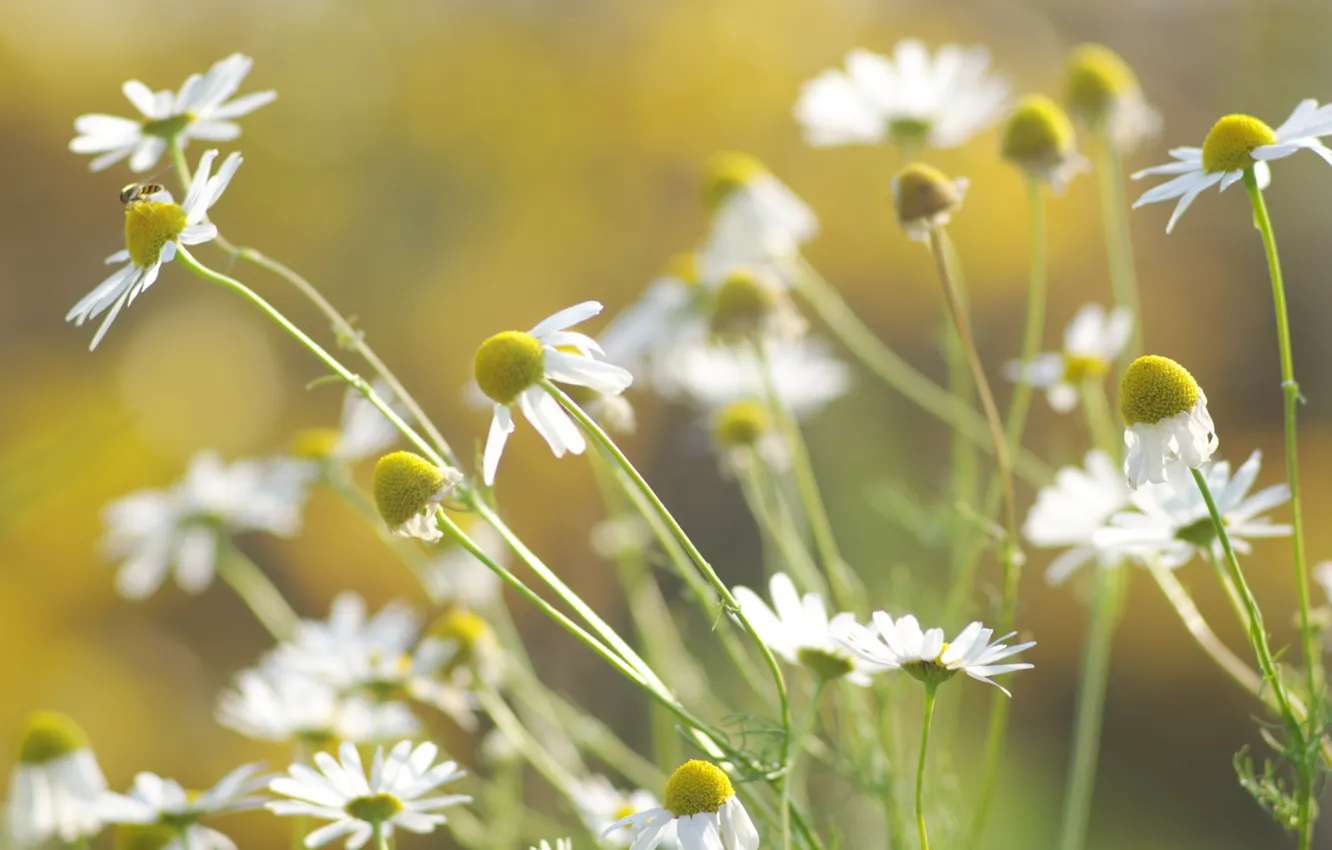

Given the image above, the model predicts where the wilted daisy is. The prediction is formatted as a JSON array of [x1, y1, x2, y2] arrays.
[[1095, 450, 1290, 569], [832, 613, 1035, 696], [1001, 95, 1089, 192], [290, 380, 402, 470], [473, 302, 633, 485], [1063, 43, 1160, 152], [794, 41, 1010, 150], [371, 451, 464, 543], [101, 450, 309, 600], [1006, 304, 1133, 413], [216, 668, 421, 745], [891, 162, 968, 242], [66, 149, 242, 349], [602, 760, 757, 850], [1133, 100, 1332, 232], [1023, 450, 1132, 584], [99, 763, 269, 850], [267, 740, 469, 849], [1118, 355, 1217, 489], [732, 572, 871, 683], [573, 775, 662, 848], [7, 712, 108, 847], [658, 338, 850, 418], [70, 53, 275, 172], [698, 152, 817, 284]]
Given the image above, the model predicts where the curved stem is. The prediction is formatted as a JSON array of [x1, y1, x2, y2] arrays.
[[916, 683, 939, 850], [1002, 178, 1049, 462], [1093, 134, 1144, 361], [216, 540, 299, 640]]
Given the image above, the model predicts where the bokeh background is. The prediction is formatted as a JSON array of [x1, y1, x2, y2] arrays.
[[5, 0, 1332, 847]]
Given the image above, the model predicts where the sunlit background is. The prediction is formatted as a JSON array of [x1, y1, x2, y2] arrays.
[[5, 0, 1332, 847]]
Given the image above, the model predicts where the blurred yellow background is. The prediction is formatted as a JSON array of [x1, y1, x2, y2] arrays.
[[5, 0, 1332, 847]]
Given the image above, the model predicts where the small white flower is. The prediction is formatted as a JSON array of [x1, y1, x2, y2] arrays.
[[1119, 355, 1217, 489], [657, 338, 850, 418], [101, 450, 309, 600], [532, 840, 574, 850], [832, 613, 1035, 696], [604, 760, 757, 850], [1006, 305, 1133, 413], [573, 775, 663, 848], [1094, 450, 1290, 569], [733, 573, 872, 684], [315, 380, 402, 465], [1063, 44, 1160, 153], [600, 256, 704, 382], [1023, 450, 1132, 584], [267, 740, 470, 849], [70, 53, 275, 173], [699, 152, 817, 285], [418, 522, 504, 607], [589, 515, 654, 563], [473, 302, 633, 485], [99, 762, 269, 849], [216, 668, 421, 745], [7, 712, 107, 846], [67, 149, 242, 349], [1133, 100, 1332, 232], [795, 41, 1010, 150]]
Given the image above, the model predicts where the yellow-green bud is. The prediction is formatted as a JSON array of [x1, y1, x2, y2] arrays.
[[892, 163, 964, 236], [1201, 115, 1277, 174], [19, 711, 89, 764], [1001, 95, 1078, 173], [344, 793, 405, 823], [474, 331, 545, 405], [114, 825, 179, 850], [710, 271, 776, 339], [125, 201, 187, 268], [1064, 44, 1140, 127], [702, 151, 766, 213], [373, 451, 450, 529], [1119, 355, 1202, 426], [796, 647, 855, 681], [663, 760, 734, 817], [713, 400, 770, 448]]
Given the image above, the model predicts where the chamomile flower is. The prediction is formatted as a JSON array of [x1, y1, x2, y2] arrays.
[[1063, 44, 1160, 153], [891, 163, 968, 242], [70, 53, 275, 173], [1006, 304, 1133, 413], [710, 400, 788, 475], [418, 521, 504, 607], [573, 775, 662, 848], [1094, 450, 1290, 569], [67, 149, 241, 349], [99, 763, 269, 849], [832, 613, 1035, 696], [1001, 95, 1089, 192], [658, 338, 850, 417], [7, 712, 108, 847], [600, 254, 703, 382], [1118, 355, 1217, 489], [1023, 450, 1132, 584], [101, 450, 309, 600], [794, 41, 1010, 150], [371, 451, 464, 544], [533, 841, 573, 850], [267, 740, 470, 849], [732, 573, 871, 683], [291, 380, 402, 469], [603, 760, 757, 850], [473, 302, 633, 485], [216, 668, 421, 745], [1133, 100, 1332, 232], [698, 152, 817, 284]]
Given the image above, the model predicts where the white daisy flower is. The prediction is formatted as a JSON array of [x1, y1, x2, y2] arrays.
[[1064, 43, 1160, 153], [698, 152, 817, 285], [7, 712, 108, 847], [267, 740, 470, 849], [67, 149, 242, 349], [573, 775, 663, 848], [101, 450, 309, 600], [832, 613, 1035, 696], [1118, 355, 1217, 489], [1006, 304, 1133, 413], [709, 400, 789, 476], [658, 338, 850, 418], [1023, 450, 1132, 585], [732, 572, 872, 684], [99, 762, 269, 850], [1001, 95, 1089, 192], [290, 380, 402, 469], [603, 760, 757, 850], [371, 451, 464, 543], [70, 53, 275, 173], [794, 41, 1010, 150], [216, 668, 421, 745], [532, 840, 573, 850], [418, 521, 504, 607], [891, 163, 969, 242], [600, 254, 704, 382], [1094, 450, 1290, 570], [1133, 100, 1332, 232], [472, 301, 633, 485]]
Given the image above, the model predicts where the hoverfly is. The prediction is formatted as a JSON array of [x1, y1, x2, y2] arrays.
[[119, 183, 166, 204]]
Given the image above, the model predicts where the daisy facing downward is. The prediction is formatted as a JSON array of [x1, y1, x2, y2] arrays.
[[473, 302, 633, 484], [1118, 355, 1217, 489]]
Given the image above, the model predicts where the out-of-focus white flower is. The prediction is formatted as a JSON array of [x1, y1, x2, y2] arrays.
[[70, 53, 276, 173], [7, 712, 107, 847], [1000, 95, 1089, 192], [658, 338, 850, 418], [603, 760, 757, 850], [99, 762, 269, 850], [698, 152, 817, 285], [1024, 450, 1132, 585], [574, 775, 663, 848], [733, 573, 872, 684], [794, 41, 1010, 150], [216, 668, 421, 745], [290, 380, 402, 468], [419, 521, 504, 607], [1006, 305, 1133, 413], [1063, 43, 1160, 153], [1119, 355, 1216, 489], [101, 450, 309, 600]]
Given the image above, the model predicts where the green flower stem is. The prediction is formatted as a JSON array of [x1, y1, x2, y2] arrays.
[[1081, 379, 1120, 457], [1093, 134, 1144, 360], [781, 678, 827, 850], [915, 683, 940, 850], [547, 381, 791, 735], [473, 680, 583, 806], [1056, 565, 1127, 850], [216, 540, 298, 640], [289, 740, 311, 850], [792, 260, 1050, 487], [372, 821, 388, 850], [1003, 177, 1049, 462], [524, 679, 666, 792], [941, 232, 981, 589], [323, 467, 440, 594], [737, 459, 826, 596], [1243, 169, 1320, 713]]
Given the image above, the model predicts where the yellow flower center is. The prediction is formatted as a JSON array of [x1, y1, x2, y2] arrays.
[[1201, 114, 1277, 173], [1062, 353, 1109, 385], [795, 647, 855, 681], [344, 793, 405, 823], [1001, 95, 1077, 171], [373, 451, 448, 528], [663, 760, 734, 817], [710, 271, 775, 339], [667, 252, 700, 287], [474, 331, 545, 405], [125, 201, 187, 269], [1064, 44, 1139, 126], [19, 711, 89, 764], [428, 608, 491, 667], [614, 803, 637, 821], [702, 151, 766, 213], [113, 824, 178, 850], [713, 400, 770, 448], [893, 162, 961, 228], [1119, 355, 1202, 425], [291, 427, 341, 460]]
